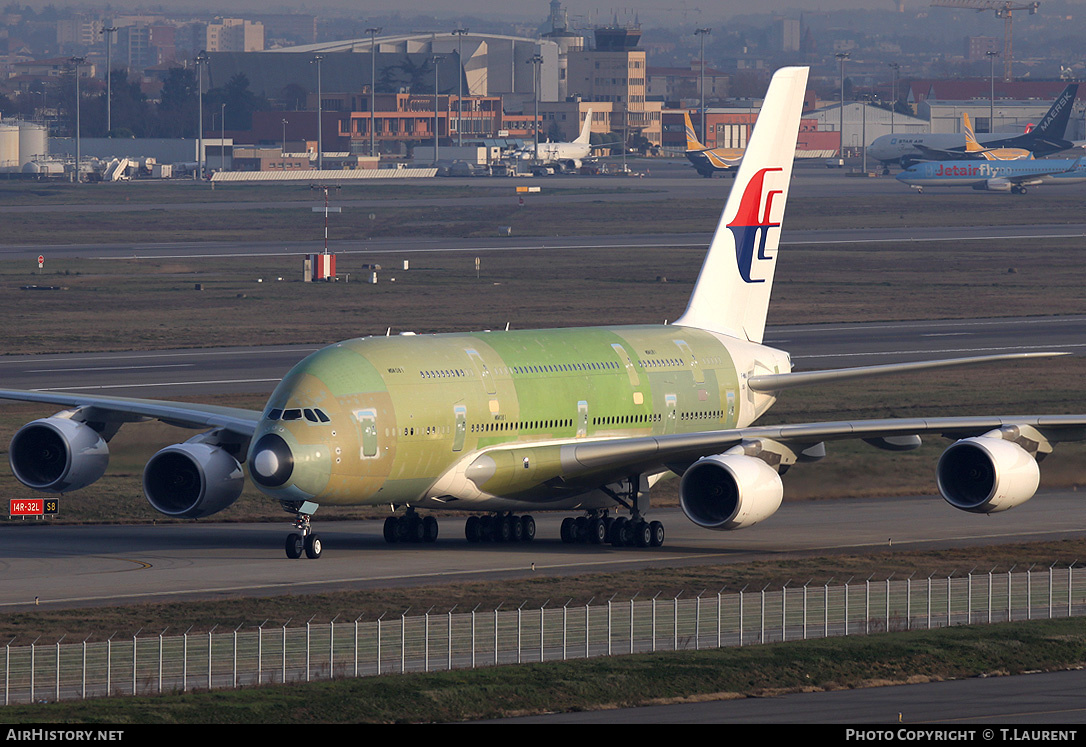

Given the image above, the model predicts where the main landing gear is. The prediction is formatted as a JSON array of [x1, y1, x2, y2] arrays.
[[383, 509, 439, 543], [283, 504, 322, 559], [560, 512, 664, 548], [464, 513, 536, 543], [561, 473, 665, 548]]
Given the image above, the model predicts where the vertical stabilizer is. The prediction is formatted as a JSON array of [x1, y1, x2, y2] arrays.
[[573, 109, 594, 145], [673, 66, 808, 343], [963, 113, 982, 151], [683, 111, 706, 151]]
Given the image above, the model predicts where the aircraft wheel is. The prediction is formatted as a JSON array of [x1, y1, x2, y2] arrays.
[[285, 533, 304, 559], [383, 516, 398, 543], [511, 515, 525, 542], [588, 518, 607, 544], [560, 517, 575, 543], [422, 515, 439, 543], [498, 515, 514, 542], [520, 515, 536, 542], [478, 515, 493, 542], [465, 515, 481, 543], [610, 517, 629, 547], [649, 521, 665, 548], [635, 521, 652, 548], [304, 533, 323, 559]]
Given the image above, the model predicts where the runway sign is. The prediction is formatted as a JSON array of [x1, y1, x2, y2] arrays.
[[10, 498, 58, 516]]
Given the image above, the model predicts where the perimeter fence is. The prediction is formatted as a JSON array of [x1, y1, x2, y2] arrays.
[[4, 565, 1084, 705]]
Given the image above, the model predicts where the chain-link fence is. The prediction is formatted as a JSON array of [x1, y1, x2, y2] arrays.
[[4, 565, 1083, 704]]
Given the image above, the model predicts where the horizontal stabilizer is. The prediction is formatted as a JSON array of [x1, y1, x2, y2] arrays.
[[747, 352, 1067, 392]]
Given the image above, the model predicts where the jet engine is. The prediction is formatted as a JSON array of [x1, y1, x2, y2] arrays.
[[974, 178, 1012, 192], [8, 417, 109, 493], [679, 453, 783, 530], [142, 442, 244, 519], [936, 436, 1039, 514]]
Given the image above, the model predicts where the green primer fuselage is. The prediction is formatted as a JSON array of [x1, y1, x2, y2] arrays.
[[249, 324, 787, 511]]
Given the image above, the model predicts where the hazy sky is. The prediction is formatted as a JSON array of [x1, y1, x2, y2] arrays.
[[23, 1, 942, 25]]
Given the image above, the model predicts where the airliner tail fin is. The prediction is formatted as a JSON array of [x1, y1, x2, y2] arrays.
[[674, 66, 808, 344]]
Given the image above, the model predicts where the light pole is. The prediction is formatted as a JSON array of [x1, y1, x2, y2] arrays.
[[987, 50, 1000, 133], [220, 103, 226, 171], [366, 27, 381, 158], [888, 62, 899, 135], [282, 118, 288, 154], [452, 28, 469, 148], [69, 56, 85, 183], [695, 28, 711, 145], [431, 55, 443, 165], [195, 50, 208, 180], [836, 51, 850, 158], [101, 26, 116, 136], [527, 53, 543, 165], [311, 54, 324, 171]]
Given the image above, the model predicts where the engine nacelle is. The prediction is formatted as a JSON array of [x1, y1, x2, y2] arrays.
[[936, 436, 1039, 513], [975, 178, 1012, 192], [8, 417, 109, 493], [679, 454, 783, 531], [142, 442, 243, 519]]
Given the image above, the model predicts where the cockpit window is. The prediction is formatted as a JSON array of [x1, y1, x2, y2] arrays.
[[267, 409, 283, 420], [282, 409, 303, 421], [315, 409, 331, 423], [303, 409, 319, 422]]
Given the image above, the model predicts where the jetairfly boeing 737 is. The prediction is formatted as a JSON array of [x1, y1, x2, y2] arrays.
[[683, 110, 744, 177], [896, 156, 1086, 194], [868, 83, 1081, 169], [3, 67, 1084, 560]]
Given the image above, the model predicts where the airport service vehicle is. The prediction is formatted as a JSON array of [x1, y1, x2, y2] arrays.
[[3, 67, 1083, 559], [895, 156, 1086, 194], [683, 110, 744, 177], [868, 84, 1080, 169]]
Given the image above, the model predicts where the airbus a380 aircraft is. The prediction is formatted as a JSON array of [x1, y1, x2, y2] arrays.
[[3, 67, 1083, 560]]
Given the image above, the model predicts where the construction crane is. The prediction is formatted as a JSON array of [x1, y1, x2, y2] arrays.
[[931, 1, 1040, 82]]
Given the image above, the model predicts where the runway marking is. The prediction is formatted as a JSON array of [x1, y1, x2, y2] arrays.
[[0, 348, 319, 365], [26, 364, 194, 373]]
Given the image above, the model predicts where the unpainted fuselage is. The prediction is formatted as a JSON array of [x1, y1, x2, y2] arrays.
[[248, 325, 788, 512]]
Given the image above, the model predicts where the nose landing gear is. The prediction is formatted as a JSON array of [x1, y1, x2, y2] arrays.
[[282, 501, 321, 559]]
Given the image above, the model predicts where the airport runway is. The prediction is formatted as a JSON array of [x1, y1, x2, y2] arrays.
[[0, 492, 1083, 612], [498, 668, 1086, 724], [2, 315, 1081, 398], [4, 222, 1086, 262]]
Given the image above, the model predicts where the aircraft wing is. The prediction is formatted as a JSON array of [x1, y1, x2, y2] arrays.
[[0, 388, 261, 437], [445, 413, 1086, 503], [914, 144, 966, 161]]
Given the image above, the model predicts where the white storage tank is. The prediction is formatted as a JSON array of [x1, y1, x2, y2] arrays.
[[0, 124, 19, 172], [18, 122, 47, 168]]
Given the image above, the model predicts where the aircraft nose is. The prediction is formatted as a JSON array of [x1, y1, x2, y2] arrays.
[[249, 433, 294, 488]]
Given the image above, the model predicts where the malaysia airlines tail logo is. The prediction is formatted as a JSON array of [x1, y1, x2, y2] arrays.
[[728, 167, 783, 284]]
